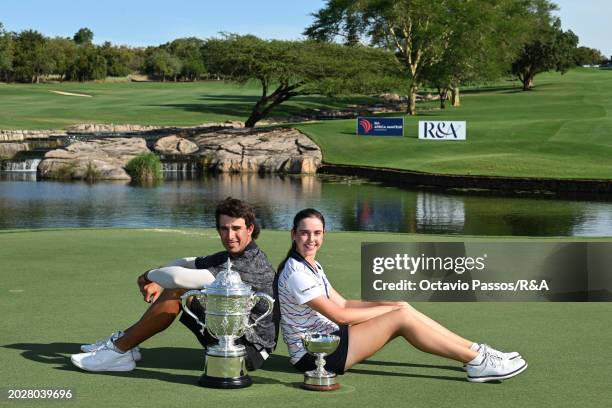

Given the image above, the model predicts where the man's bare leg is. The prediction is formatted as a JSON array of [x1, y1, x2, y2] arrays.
[[114, 289, 186, 352]]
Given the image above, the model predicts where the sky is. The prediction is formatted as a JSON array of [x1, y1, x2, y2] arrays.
[[1, 0, 610, 57]]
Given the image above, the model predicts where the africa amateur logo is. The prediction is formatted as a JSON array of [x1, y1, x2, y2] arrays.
[[359, 118, 373, 134]]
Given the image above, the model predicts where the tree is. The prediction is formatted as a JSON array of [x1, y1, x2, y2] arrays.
[[573, 46, 605, 66], [144, 48, 182, 81], [306, 0, 453, 115], [73, 27, 93, 45], [12, 30, 51, 83], [66, 45, 107, 81], [100, 42, 133, 77], [421, 0, 534, 108], [47, 37, 76, 81], [511, 1, 579, 91], [305, 0, 534, 115], [204, 34, 402, 127], [166, 37, 206, 80], [128, 47, 146, 73], [0, 23, 14, 82]]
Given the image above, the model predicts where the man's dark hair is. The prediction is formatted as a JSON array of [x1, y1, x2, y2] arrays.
[[215, 197, 260, 239]]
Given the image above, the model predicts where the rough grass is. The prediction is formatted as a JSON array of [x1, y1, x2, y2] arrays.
[[1, 228, 610, 408]]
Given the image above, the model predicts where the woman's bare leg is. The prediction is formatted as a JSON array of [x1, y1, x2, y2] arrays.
[[345, 307, 478, 370], [401, 303, 474, 349]]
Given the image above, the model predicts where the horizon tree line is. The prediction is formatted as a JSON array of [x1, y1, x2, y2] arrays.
[[0, 3, 607, 87], [0, 1, 608, 126]]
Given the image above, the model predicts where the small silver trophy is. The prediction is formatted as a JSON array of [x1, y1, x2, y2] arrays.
[[301, 333, 341, 391], [180, 260, 274, 388]]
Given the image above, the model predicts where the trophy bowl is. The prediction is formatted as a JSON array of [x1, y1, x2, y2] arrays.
[[205, 294, 252, 346], [303, 334, 340, 355], [301, 333, 341, 391]]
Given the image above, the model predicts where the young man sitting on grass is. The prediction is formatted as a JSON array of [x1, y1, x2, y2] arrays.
[[71, 197, 278, 372]]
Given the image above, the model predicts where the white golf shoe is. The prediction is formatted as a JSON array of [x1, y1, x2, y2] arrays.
[[80, 331, 142, 361], [71, 340, 136, 372], [462, 344, 520, 371], [466, 351, 528, 383]]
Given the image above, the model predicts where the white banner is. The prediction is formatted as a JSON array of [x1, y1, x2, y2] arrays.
[[418, 121, 466, 140]]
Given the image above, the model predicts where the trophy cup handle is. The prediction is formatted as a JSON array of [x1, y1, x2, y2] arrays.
[[180, 289, 207, 334], [246, 292, 274, 329]]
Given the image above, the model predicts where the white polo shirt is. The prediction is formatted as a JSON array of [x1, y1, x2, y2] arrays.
[[278, 256, 339, 364]]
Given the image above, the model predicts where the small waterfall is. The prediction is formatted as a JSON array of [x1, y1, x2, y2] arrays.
[[0, 158, 41, 172], [162, 161, 202, 175]]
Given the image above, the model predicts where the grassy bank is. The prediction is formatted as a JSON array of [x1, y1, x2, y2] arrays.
[[1, 228, 610, 408], [297, 69, 612, 179]]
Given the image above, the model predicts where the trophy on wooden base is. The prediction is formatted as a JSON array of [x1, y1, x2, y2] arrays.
[[301, 333, 341, 391]]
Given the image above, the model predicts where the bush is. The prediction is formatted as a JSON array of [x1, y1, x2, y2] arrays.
[[125, 152, 162, 183], [84, 161, 101, 183]]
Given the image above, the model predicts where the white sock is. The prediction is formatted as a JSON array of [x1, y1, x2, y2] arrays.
[[467, 348, 485, 365], [470, 342, 481, 352]]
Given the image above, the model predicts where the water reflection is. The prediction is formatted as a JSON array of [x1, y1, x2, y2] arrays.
[[416, 193, 465, 234], [0, 173, 610, 236]]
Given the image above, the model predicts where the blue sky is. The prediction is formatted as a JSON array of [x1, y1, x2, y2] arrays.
[[1, 0, 610, 57]]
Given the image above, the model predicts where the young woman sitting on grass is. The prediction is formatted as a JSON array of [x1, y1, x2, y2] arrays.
[[276, 209, 528, 383]]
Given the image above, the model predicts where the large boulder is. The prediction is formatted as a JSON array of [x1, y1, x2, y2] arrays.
[[0, 143, 30, 159], [154, 135, 199, 155], [193, 128, 322, 174], [38, 138, 150, 180]]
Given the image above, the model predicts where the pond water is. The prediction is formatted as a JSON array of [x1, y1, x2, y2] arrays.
[[1, 172, 610, 236]]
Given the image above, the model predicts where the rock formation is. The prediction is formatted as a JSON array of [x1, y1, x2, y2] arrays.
[[193, 127, 321, 174], [154, 135, 199, 155], [8, 123, 322, 179], [38, 138, 149, 180], [0, 143, 30, 159]]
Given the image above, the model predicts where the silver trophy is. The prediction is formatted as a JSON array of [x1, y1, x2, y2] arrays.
[[180, 260, 274, 388], [301, 333, 341, 391]]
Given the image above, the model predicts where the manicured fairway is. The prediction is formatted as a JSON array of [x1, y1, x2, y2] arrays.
[[297, 69, 612, 179], [1, 229, 610, 408], [0, 80, 368, 130]]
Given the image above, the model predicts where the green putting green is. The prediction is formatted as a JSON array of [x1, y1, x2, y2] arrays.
[[1, 229, 610, 407]]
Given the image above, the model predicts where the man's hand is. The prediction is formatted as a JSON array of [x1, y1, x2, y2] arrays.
[[137, 272, 163, 303]]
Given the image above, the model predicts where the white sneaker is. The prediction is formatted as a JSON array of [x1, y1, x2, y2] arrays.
[[80, 332, 142, 361], [462, 344, 520, 371], [71, 340, 136, 372], [466, 352, 528, 383]]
